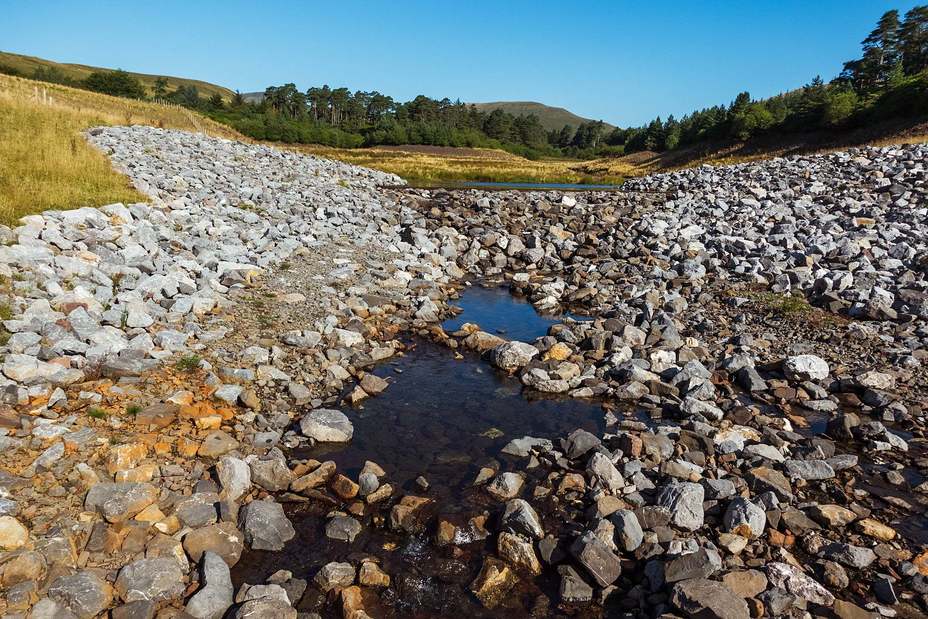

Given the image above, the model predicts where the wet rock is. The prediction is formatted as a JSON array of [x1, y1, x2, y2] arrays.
[[562, 428, 601, 459], [570, 531, 621, 587], [486, 472, 524, 500], [389, 495, 431, 532], [470, 557, 517, 609], [501, 498, 544, 539], [358, 562, 390, 587], [239, 499, 295, 551], [498, 532, 541, 574], [325, 515, 362, 542], [315, 561, 355, 592]]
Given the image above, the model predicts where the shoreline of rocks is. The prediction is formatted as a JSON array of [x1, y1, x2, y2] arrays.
[[0, 126, 925, 618]]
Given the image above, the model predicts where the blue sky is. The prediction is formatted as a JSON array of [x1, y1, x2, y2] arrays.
[[2, 1, 920, 126]]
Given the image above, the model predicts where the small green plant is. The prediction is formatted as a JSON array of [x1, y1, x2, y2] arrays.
[[87, 407, 106, 419], [126, 404, 141, 416], [175, 354, 202, 372], [337, 179, 349, 188], [280, 261, 291, 270], [755, 292, 813, 316], [0, 302, 13, 321]]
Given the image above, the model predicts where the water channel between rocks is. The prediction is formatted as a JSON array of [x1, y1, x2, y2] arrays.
[[231, 285, 605, 616]]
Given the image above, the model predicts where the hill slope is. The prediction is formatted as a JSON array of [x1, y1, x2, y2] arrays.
[[470, 101, 616, 132], [0, 50, 235, 101]]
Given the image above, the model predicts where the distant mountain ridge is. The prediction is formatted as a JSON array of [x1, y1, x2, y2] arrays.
[[0, 50, 236, 101], [470, 101, 616, 132]]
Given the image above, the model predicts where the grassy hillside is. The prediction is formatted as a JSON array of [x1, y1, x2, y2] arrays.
[[0, 73, 242, 225], [471, 101, 615, 132], [577, 116, 928, 179], [0, 50, 236, 101]]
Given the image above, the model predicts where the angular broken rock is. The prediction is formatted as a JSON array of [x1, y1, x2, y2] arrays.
[[783, 354, 829, 382], [115, 557, 185, 603], [656, 481, 705, 531], [486, 472, 524, 500], [315, 561, 355, 592], [501, 498, 544, 539], [239, 499, 295, 551], [570, 531, 621, 587], [299, 408, 353, 442], [820, 542, 877, 569], [185, 551, 234, 619], [48, 571, 114, 619], [470, 556, 518, 609], [784, 458, 836, 481], [489, 341, 538, 371], [670, 578, 750, 619], [497, 531, 541, 574], [84, 482, 158, 523], [611, 509, 643, 552], [723, 497, 766, 539], [182, 522, 244, 566], [766, 561, 835, 606]]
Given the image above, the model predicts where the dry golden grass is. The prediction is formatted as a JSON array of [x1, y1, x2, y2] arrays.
[[0, 73, 242, 225], [295, 144, 624, 185]]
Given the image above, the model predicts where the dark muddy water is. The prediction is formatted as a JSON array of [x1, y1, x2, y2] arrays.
[[232, 286, 606, 616]]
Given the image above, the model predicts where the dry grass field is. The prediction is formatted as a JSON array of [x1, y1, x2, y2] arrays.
[[0, 73, 240, 225], [298, 144, 624, 185]]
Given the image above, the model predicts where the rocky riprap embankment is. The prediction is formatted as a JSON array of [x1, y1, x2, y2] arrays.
[[0, 125, 925, 619]]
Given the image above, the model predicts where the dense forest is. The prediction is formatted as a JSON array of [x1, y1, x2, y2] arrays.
[[2, 4, 926, 159], [610, 5, 928, 153]]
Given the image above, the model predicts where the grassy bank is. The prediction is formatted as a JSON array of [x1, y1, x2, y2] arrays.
[[0, 74, 240, 225], [297, 144, 625, 185]]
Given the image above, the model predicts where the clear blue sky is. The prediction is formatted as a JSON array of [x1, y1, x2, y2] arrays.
[[2, 0, 920, 126]]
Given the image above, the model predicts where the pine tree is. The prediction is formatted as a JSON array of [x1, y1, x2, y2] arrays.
[[900, 5, 928, 75]]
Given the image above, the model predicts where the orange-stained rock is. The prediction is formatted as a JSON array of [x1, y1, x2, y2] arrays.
[[106, 442, 148, 476]]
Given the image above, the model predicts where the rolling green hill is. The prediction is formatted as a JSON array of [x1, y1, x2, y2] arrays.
[[470, 101, 616, 132], [0, 50, 236, 101]]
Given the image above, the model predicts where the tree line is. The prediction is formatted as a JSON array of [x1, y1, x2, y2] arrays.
[[3, 5, 926, 159], [610, 5, 928, 154], [238, 83, 557, 155]]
